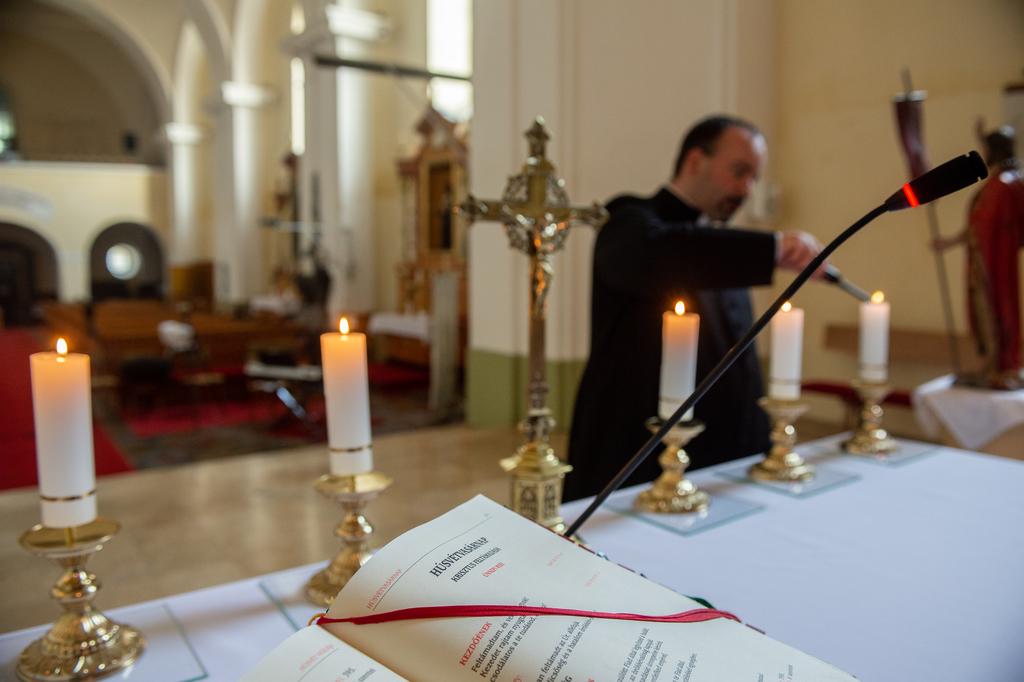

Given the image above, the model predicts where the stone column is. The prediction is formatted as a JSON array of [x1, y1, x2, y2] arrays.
[[221, 80, 276, 302], [165, 122, 204, 265], [287, 0, 391, 320]]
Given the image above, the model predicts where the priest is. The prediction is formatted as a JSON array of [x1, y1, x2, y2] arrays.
[[564, 115, 826, 501]]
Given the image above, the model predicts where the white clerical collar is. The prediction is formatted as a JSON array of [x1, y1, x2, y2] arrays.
[[664, 184, 713, 227]]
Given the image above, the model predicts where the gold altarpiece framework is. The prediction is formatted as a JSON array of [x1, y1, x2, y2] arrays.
[[393, 107, 469, 366]]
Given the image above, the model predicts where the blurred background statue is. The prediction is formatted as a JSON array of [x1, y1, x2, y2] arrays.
[[934, 123, 1024, 389]]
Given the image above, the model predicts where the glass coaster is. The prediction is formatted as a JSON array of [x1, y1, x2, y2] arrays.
[[715, 461, 860, 498], [810, 437, 940, 466], [259, 562, 331, 631], [0, 603, 207, 682], [602, 487, 764, 537]]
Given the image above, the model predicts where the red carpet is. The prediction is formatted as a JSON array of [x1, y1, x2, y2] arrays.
[[121, 363, 425, 438], [368, 362, 429, 387], [124, 400, 289, 437], [1, 329, 134, 491]]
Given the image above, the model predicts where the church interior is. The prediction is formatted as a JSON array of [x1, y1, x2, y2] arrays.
[[2, 0, 1024, 679]]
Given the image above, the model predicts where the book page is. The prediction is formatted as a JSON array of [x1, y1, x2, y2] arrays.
[[324, 495, 854, 682], [239, 621, 408, 682]]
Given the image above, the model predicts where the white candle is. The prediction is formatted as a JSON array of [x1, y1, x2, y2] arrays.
[[659, 301, 699, 421], [859, 292, 890, 383], [769, 302, 804, 400], [321, 318, 373, 475], [30, 339, 97, 528]]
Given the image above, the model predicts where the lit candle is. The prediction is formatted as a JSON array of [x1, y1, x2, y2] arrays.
[[30, 339, 97, 528], [769, 302, 804, 400], [859, 291, 890, 383], [659, 301, 699, 421], [321, 318, 373, 475]]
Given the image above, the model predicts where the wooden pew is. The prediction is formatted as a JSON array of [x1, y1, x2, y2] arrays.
[[43, 300, 309, 372]]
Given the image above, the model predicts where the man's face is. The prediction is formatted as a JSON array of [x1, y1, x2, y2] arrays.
[[680, 127, 766, 221]]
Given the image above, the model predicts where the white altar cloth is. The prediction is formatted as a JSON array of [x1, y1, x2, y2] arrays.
[[3, 437, 1023, 682], [912, 373, 1024, 449], [0, 562, 328, 682], [563, 435, 1024, 682]]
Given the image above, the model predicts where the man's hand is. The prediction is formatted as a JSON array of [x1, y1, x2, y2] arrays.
[[778, 231, 828, 278]]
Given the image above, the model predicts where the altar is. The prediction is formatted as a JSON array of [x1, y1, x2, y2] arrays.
[[3, 436, 1023, 681]]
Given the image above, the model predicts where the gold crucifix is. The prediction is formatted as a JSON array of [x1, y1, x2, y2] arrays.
[[458, 117, 608, 533]]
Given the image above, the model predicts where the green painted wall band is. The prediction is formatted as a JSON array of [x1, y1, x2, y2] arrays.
[[466, 349, 586, 431]]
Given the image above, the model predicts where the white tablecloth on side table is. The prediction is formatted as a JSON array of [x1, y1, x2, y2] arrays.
[[912, 373, 1024, 450], [367, 312, 431, 342]]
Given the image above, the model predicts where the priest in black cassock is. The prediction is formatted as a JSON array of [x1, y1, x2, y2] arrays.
[[563, 115, 826, 502]]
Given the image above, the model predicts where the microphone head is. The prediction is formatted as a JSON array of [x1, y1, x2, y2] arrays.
[[885, 150, 988, 211]]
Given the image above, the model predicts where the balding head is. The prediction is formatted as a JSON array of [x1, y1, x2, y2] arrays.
[[671, 116, 766, 221]]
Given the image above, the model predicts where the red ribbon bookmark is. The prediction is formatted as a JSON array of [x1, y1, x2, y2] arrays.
[[317, 604, 738, 627]]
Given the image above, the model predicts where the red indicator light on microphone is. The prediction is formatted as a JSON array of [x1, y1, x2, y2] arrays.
[[902, 184, 919, 208]]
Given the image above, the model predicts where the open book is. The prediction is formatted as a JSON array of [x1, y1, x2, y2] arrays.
[[242, 496, 854, 682]]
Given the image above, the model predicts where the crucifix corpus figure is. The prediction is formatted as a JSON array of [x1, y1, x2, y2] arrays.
[[458, 117, 608, 533]]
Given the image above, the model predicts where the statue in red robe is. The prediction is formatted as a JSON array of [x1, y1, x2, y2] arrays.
[[936, 127, 1024, 389]]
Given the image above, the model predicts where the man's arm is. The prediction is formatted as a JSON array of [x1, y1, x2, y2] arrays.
[[594, 204, 776, 296]]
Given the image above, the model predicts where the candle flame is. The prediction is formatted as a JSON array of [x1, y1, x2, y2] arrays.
[[674, 301, 685, 315], [871, 291, 885, 304], [56, 338, 68, 355], [339, 317, 350, 334], [781, 301, 792, 312]]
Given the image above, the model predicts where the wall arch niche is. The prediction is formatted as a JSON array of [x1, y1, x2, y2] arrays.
[[0, 0, 168, 164], [0, 222, 58, 326], [90, 223, 164, 300]]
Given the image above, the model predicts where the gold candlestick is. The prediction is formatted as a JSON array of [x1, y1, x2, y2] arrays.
[[306, 471, 393, 607], [501, 435, 573, 534], [749, 398, 815, 482], [842, 382, 899, 455], [17, 518, 145, 682], [635, 417, 710, 513]]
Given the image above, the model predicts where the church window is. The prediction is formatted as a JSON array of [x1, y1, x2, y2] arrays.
[[0, 87, 15, 156], [427, 0, 472, 122], [290, 3, 306, 156], [105, 243, 142, 280], [290, 58, 305, 156], [290, 2, 305, 34]]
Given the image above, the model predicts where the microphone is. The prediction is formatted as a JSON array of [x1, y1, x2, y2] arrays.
[[822, 265, 870, 302], [563, 151, 989, 539], [885, 151, 987, 211]]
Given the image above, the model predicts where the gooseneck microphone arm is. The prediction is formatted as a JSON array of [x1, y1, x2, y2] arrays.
[[563, 151, 987, 539]]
